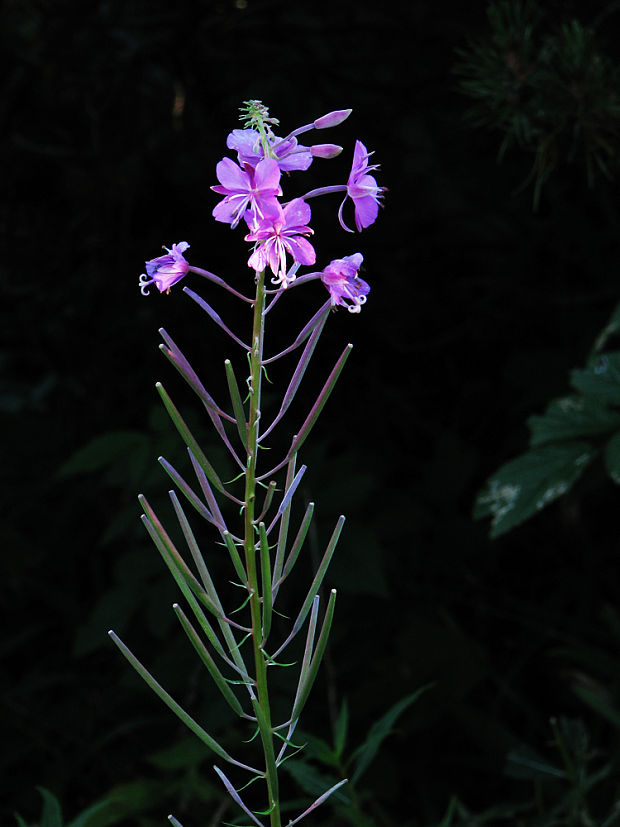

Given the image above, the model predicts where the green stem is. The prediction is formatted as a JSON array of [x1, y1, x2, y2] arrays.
[[244, 269, 281, 827]]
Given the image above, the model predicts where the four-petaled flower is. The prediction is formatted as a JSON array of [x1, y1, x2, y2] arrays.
[[212, 157, 282, 229], [245, 199, 316, 287], [320, 253, 369, 313], [338, 140, 385, 232], [227, 129, 313, 172], [139, 242, 190, 295]]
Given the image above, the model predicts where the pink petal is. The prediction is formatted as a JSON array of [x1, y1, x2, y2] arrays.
[[354, 195, 379, 230], [282, 197, 311, 228], [253, 158, 282, 192], [215, 157, 250, 192], [288, 236, 316, 266]]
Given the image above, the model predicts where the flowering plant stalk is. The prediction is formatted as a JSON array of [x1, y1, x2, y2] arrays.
[[110, 100, 384, 827]]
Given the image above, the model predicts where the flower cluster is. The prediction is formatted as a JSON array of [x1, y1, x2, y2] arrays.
[[139, 101, 384, 310]]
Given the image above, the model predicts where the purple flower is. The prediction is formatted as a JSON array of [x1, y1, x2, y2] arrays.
[[245, 198, 316, 287], [227, 129, 314, 172], [139, 242, 190, 295], [338, 140, 385, 232], [320, 253, 369, 313], [212, 157, 281, 229]]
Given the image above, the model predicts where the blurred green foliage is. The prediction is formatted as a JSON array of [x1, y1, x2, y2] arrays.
[[475, 301, 620, 537], [454, 0, 620, 206]]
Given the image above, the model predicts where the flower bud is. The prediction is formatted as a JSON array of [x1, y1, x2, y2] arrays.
[[311, 143, 343, 159], [313, 109, 352, 129]]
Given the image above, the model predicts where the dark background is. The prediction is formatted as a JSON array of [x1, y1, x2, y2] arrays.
[[3, 0, 620, 824]]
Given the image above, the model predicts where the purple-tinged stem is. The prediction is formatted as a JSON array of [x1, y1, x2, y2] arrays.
[[301, 183, 347, 200], [183, 287, 251, 351], [259, 306, 330, 443], [257, 344, 352, 481], [189, 265, 254, 303], [265, 465, 306, 536], [262, 300, 330, 365]]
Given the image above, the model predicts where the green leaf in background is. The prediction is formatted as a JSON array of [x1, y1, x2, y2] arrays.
[[350, 684, 433, 785], [592, 301, 620, 353], [474, 441, 597, 538], [283, 760, 348, 804], [528, 396, 620, 446], [38, 787, 64, 827], [56, 430, 151, 489], [603, 430, 620, 485], [570, 352, 620, 407], [504, 745, 565, 780]]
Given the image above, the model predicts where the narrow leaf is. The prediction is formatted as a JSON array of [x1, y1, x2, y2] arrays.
[[287, 778, 348, 826], [258, 523, 273, 641], [184, 288, 250, 350], [213, 766, 265, 827], [225, 358, 248, 448], [173, 603, 249, 718], [262, 300, 330, 365], [271, 455, 298, 599], [266, 465, 306, 535], [289, 344, 352, 457], [290, 589, 337, 723], [158, 456, 216, 525], [273, 517, 344, 659], [258, 345, 352, 480], [277, 502, 314, 592], [259, 305, 330, 441], [108, 631, 259, 771], [223, 530, 249, 586], [156, 382, 227, 495]]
